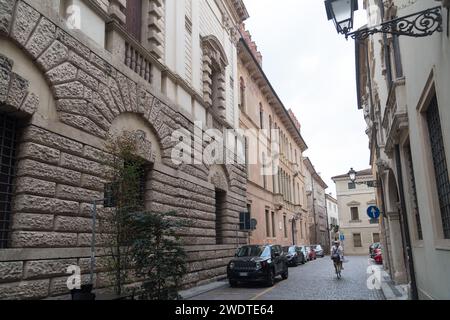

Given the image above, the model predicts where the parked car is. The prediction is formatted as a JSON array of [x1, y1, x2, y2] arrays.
[[374, 247, 383, 265], [298, 245, 309, 263], [311, 244, 325, 258], [306, 246, 317, 260], [282, 246, 306, 266], [227, 245, 289, 287], [369, 242, 381, 258]]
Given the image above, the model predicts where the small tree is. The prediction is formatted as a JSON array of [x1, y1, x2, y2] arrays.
[[130, 211, 188, 300], [104, 132, 147, 296]]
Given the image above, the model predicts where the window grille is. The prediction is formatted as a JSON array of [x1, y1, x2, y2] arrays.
[[0, 113, 18, 248], [426, 96, 450, 239]]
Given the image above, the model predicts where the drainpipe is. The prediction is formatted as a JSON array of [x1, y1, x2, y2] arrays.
[[395, 145, 419, 300]]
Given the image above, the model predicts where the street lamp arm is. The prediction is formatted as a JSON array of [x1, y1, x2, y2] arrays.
[[346, 6, 443, 40]]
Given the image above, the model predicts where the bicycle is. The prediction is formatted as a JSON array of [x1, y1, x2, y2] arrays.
[[333, 259, 342, 279]]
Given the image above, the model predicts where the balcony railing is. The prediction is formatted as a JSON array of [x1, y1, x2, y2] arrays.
[[125, 41, 152, 83]]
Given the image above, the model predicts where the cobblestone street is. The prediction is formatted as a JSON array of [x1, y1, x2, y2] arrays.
[[190, 256, 385, 300]]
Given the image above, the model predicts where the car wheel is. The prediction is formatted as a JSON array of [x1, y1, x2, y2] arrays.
[[229, 280, 238, 288], [266, 269, 275, 287]]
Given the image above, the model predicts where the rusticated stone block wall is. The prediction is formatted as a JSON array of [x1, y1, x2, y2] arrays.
[[0, 0, 247, 299]]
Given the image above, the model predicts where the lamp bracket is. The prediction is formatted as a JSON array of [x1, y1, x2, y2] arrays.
[[347, 6, 443, 40]]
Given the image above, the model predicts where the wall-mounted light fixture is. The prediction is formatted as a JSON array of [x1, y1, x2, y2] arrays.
[[325, 0, 444, 40]]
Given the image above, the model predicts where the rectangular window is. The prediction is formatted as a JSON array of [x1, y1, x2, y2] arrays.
[[239, 211, 251, 231], [0, 113, 18, 249], [283, 215, 287, 238], [350, 207, 359, 221], [373, 233, 380, 243], [104, 160, 147, 209], [265, 210, 270, 237], [353, 233, 362, 247], [271, 212, 276, 238], [426, 96, 450, 239], [348, 182, 356, 189], [125, 0, 143, 41]]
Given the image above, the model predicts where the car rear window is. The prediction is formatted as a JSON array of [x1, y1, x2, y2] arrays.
[[236, 246, 270, 258]]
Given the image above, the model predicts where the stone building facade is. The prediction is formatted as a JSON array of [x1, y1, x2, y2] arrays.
[[304, 157, 329, 253], [326, 193, 339, 241], [237, 27, 309, 247], [332, 169, 379, 256], [0, 0, 248, 299], [355, 0, 450, 299]]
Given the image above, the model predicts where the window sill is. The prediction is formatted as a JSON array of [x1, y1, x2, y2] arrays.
[[434, 239, 450, 251], [349, 220, 362, 223]]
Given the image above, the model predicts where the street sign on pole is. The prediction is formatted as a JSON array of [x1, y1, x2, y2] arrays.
[[367, 206, 381, 219]]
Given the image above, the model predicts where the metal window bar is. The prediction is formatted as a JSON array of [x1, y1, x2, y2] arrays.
[[405, 144, 422, 240], [0, 113, 18, 248], [427, 96, 450, 239]]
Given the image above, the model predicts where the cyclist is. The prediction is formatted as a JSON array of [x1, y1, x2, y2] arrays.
[[331, 241, 344, 276]]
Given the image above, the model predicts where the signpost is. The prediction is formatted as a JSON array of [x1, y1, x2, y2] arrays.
[[367, 206, 380, 219]]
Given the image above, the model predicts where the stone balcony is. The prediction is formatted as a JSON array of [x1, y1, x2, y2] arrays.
[[383, 78, 408, 157]]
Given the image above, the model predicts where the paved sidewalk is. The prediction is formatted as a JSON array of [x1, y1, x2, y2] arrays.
[[180, 280, 228, 300], [371, 264, 409, 300]]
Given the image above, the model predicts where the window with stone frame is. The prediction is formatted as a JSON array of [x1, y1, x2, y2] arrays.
[[201, 36, 228, 120], [426, 95, 450, 239], [0, 112, 19, 249], [239, 77, 246, 112], [269, 115, 272, 141], [271, 211, 276, 238], [350, 207, 359, 221], [353, 233, 362, 247], [259, 103, 264, 129], [373, 233, 380, 243], [239, 204, 251, 231], [265, 209, 270, 237]]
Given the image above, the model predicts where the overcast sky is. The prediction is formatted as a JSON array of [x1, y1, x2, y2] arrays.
[[244, 0, 369, 196]]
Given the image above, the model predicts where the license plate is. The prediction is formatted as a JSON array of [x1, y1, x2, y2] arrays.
[[239, 272, 248, 277]]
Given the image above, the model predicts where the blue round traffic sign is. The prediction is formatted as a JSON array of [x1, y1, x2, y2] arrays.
[[367, 206, 380, 219]]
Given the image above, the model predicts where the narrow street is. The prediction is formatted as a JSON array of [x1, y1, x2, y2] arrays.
[[190, 256, 385, 300]]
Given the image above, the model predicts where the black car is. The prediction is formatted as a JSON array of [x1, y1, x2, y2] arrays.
[[282, 246, 306, 266], [227, 245, 289, 287]]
